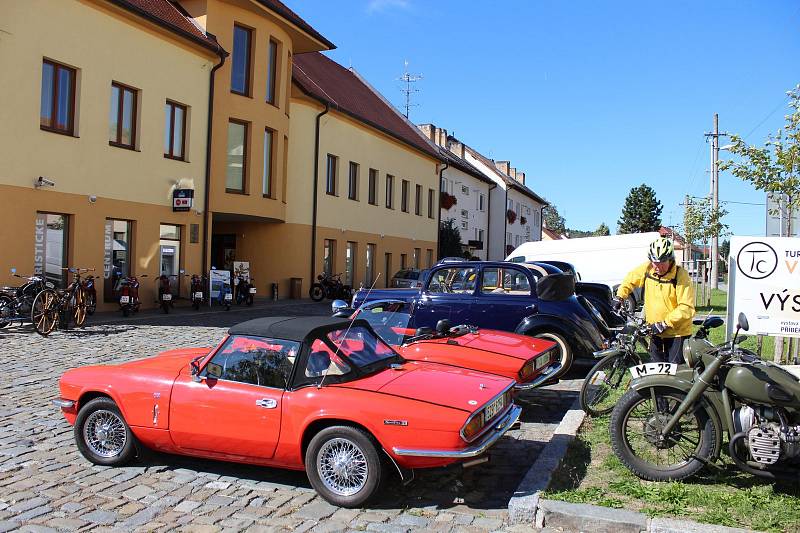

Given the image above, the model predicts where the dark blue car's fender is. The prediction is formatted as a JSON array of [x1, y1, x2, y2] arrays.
[[515, 313, 604, 361]]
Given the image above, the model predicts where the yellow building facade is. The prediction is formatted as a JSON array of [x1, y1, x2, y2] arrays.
[[180, 0, 334, 296], [0, 0, 220, 309]]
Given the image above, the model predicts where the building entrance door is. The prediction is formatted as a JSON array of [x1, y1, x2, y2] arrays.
[[211, 234, 237, 271]]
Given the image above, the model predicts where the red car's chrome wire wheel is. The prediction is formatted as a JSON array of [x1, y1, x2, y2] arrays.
[[83, 410, 127, 458], [316, 438, 369, 496]]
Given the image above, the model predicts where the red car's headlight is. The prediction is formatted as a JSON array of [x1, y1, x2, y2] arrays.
[[462, 414, 485, 441], [461, 387, 513, 441]]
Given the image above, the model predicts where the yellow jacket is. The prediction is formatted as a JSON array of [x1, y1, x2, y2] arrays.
[[616, 261, 695, 337]]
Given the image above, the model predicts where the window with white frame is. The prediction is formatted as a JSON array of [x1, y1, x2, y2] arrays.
[[461, 185, 469, 195], [461, 220, 468, 230], [478, 194, 485, 211]]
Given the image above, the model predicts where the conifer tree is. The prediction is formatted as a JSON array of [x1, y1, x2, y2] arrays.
[[617, 184, 663, 234]]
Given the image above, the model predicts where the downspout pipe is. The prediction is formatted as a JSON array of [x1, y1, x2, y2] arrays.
[[502, 185, 508, 259], [436, 158, 448, 259], [310, 103, 330, 286], [202, 45, 227, 275], [486, 182, 497, 259]]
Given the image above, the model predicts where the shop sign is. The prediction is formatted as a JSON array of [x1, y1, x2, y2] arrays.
[[728, 236, 800, 338], [104, 220, 113, 280], [34, 213, 46, 276], [173, 189, 194, 212]]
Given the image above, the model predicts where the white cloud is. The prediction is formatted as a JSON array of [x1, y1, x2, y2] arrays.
[[366, 0, 410, 14]]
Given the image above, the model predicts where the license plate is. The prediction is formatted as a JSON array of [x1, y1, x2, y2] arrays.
[[535, 351, 552, 370], [194, 292, 203, 299], [629, 363, 677, 378], [483, 395, 505, 422], [162, 294, 172, 301], [224, 293, 232, 300], [119, 296, 130, 304], [249, 287, 257, 294]]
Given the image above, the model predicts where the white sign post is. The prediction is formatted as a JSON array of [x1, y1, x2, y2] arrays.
[[728, 236, 800, 340]]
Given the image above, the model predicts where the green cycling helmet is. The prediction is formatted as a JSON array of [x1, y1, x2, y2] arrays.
[[648, 237, 675, 262]]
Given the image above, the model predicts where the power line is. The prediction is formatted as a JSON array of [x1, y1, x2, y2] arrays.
[[742, 95, 791, 141]]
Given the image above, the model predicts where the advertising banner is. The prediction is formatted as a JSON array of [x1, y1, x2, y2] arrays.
[[209, 269, 230, 299], [728, 236, 800, 338], [233, 261, 250, 282]]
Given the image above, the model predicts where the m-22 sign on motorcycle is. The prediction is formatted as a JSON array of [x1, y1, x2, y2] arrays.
[[629, 362, 677, 378], [729, 236, 800, 339]]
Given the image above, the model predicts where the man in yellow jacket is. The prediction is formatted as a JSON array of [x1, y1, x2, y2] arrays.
[[615, 237, 695, 364]]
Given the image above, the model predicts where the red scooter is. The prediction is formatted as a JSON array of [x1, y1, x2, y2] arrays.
[[117, 274, 146, 317], [157, 275, 174, 314]]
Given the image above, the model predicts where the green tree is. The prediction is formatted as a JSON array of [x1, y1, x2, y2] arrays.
[[595, 222, 610, 236], [617, 184, 663, 234], [719, 84, 800, 236], [679, 197, 729, 252], [720, 239, 730, 273], [438, 219, 463, 258], [543, 203, 566, 234]]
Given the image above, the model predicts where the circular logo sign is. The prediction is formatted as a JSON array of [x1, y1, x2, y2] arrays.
[[736, 242, 778, 280]]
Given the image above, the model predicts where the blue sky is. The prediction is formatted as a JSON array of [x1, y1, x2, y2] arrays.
[[290, 0, 800, 237]]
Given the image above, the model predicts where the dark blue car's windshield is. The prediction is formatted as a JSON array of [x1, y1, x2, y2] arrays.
[[355, 303, 414, 346]]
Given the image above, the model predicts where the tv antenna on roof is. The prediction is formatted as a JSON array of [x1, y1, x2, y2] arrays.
[[397, 60, 422, 119]]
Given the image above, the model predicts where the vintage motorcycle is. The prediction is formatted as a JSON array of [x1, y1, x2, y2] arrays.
[[610, 313, 800, 482], [309, 272, 352, 302], [0, 268, 54, 328], [82, 274, 97, 316], [157, 275, 174, 314]]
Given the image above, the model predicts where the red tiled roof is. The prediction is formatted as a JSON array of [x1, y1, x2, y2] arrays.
[[542, 227, 565, 240], [108, 0, 223, 53], [254, 0, 335, 50], [292, 52, 441, 160]]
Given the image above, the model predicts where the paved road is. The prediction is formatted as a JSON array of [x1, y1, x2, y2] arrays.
[[0, 301, 580, 532]]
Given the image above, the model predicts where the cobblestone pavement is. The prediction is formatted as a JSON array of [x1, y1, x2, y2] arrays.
[[0, 302, 581, 532]]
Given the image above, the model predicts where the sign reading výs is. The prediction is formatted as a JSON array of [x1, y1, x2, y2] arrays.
[[730, 236, 800, 338]]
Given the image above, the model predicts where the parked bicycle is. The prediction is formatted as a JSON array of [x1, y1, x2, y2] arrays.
[[579, 309, 650, 417], [82, 273, 97, 316], [31, 267, 94, 336], [0, 268, 54, 328], [309, 272, 352, 302]]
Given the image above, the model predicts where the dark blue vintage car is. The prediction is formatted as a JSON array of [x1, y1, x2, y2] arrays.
[[351, 261, 610, 378]]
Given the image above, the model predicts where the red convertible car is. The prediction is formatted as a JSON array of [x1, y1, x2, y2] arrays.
[[341, 299, 562, 389], [54, 316, 522, 507]]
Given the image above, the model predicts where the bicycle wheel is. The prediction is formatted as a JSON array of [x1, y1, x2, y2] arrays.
[[73, 289, 87, 327], [580, 352, 633, 417], [32, 289, 58, 336]]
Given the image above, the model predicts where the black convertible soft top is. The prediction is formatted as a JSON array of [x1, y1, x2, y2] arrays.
[[228, 316, 357, 341]]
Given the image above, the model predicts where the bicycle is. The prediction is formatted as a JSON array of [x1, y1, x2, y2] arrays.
[[579, 309, 650, 417], [31, 268, 93, 336]]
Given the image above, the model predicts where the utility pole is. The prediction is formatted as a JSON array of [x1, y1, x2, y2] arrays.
[[704, 114, 726, 291], [397, 60, 422, 119]]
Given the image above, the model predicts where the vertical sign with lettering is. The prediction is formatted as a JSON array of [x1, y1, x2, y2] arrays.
[[33, 213, 46, 276]]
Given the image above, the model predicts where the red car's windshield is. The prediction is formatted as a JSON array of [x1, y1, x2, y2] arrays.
[[326, 326, 399, 368]]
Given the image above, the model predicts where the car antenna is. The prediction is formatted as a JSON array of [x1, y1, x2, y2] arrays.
[[317, 273, 382, 389]]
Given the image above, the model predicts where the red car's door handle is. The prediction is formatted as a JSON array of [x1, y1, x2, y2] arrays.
[[256, 399, 277, 409]]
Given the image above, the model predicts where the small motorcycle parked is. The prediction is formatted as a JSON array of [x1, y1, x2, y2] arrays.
[[157, 274, 174, 314], [0, 268, 54, 328], [235, 275, 255, 306], [117, 274, 146, 317], [217, 279, 232, 311], [309, 272, 352, 302], [189, 274, 206, 311], [610, 313, 800, 483]]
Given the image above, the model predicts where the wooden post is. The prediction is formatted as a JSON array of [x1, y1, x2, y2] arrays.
[[756, 334, 764, 358], [775, 336, 785, 365]]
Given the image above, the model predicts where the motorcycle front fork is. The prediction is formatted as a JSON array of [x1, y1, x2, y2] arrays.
[[660, 355, 726, 437]]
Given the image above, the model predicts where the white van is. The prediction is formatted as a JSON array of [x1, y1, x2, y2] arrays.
[[506, 232, 660, 306]]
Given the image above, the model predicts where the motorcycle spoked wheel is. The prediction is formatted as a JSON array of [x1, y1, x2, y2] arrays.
[[0, 294, 13, 329], [580, 353, 635, 417], [309, 283, 325, 302], [610, 386, 717, 482], [86, 292, 96, 316]]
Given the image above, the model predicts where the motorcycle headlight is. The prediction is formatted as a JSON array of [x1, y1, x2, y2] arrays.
[[683, 342, 697, 368]]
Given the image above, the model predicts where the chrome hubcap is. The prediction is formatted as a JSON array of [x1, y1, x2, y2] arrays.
[[83, 410, 126, 458], [317, 438, 368, 496]]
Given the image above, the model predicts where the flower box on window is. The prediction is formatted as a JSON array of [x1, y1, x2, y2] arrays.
[[440, 192, 457, 210], [506, 209, 517, 224]]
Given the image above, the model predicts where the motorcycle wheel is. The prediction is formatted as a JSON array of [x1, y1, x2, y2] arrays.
[[86, 292, 96, 316], [225, 303, 230, 311], [580, 352, 634, 417], [309, 283, 325, 302], [31, 289, 58, 336], [610, 386, 717, 482], [246, 293, 253, 306], [162, 301, 169, 314], [0, 294, 13, 329], [339, 285, 353, 301], [122, 307, 130, 317], [193, 300, 200, 311]]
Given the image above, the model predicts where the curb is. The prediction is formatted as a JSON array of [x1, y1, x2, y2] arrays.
[[506, 396, 763, 533]]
